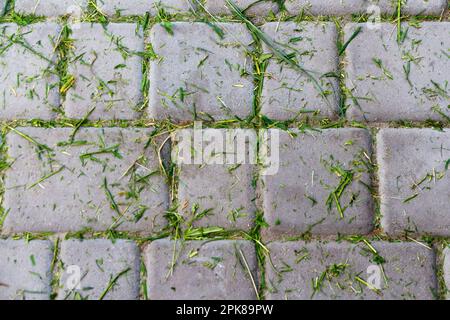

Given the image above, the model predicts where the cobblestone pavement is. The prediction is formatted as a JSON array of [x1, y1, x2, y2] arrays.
[[0, 0, 449, 300]]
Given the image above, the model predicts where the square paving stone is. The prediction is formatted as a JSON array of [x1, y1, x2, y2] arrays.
[[58, 239, 140, 300], [444, 247, 450, 300], [0, 240, 53, 300], [284, 0, 447, 16], [261, 22, 340, 121], [0, 23, 60, 120], [345, 22, 450, 122], [148, 22, 254, 122], [261, 129, 374, 239], [3, 127, 169, 234], [65, 23, 144, 120], [205, 0, 278, 16], [266, 241, 437, 300], [145, 239, 258, 300], [174, 129, 257, 231], [14, 0, 89, 16], [377, 129, 450, 236], [98, 0, 196, 16]]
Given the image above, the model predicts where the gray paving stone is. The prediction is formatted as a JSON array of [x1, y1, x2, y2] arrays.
[[285, 0, 391, 16], [345, 22, 450, 122], [0, 23, 60, 120], [0, 240, 53, 300], [402, 0, 448, 15], [266, 241, 437, 300], [284, 0, 447, 16], [377, 129, 450, 236], [0, 0, 6, 15], [261, 129, 374, 239], [98, 0, 196, 16], [14, 0, 88, 17], [205, 0, 278, 16], [65, 23, 144, 120], [3, 127, 169, 234], [444, 247, 450, 300], [148, 22, 254, 122], [146, 239, 258, 300], [58, 239, 140, 300], [174, 129, 257, 231], [261, 22, 340, 121]]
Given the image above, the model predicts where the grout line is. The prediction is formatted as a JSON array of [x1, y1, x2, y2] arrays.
[[49, 235, 61, 300], [139, 245, 148, 300]]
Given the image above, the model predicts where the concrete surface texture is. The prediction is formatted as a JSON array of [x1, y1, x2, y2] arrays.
[[0, 0, 449, 300]]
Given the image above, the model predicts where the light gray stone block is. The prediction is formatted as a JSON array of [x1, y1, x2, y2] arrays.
[[444, 247, 450, 300], [284, 0, 447, 16], [0, 240, 53, 300], [0, 23, 60, 120], [377, 129, 450, 236], [285, 0, 393, 15], [402, 0, 448, 15], [174, 129, 257, 231], [98, 0, 196, 16], [345, 22, 450, 122], [205, 0, 278, 16], [266, 241, 437, 300], [146, 239, 258, 300], [65, 23, 144, 120], [148, 22, 254, 122], [261, 129, 374, 239], [261, 22, 340, 121], [58, 239, 140, 300], [0, 0, 6, 15], [14, 0, 88, 17], [3, 127, 169, 234]]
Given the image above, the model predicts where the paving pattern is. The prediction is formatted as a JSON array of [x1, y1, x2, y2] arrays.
[[0, 0, 449, 300]]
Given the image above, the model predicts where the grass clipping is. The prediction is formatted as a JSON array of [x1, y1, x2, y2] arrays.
[[225, 0, 332, 107]]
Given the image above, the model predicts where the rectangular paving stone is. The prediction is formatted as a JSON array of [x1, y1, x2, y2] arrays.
[[285, 0, 391, 16], [58, 239, 140, 300], [148, 22, 254, 122], [261, 129, 374, 239], [284, 0, 447, 16], [14, 0, 89, 16], [261, 22, 340, 121], [345, 22, 450, 122], [205, 0, 279, 16], [0, 23, 60, 120], [146, 239, 258, 300], [444, 247, 450, 300], [3, 127, 169, 234], [65, 23, 144, 120], [98, 0, 196, 16], [377, 129, 450, 236], [0, 0, 6, 15], [402, 0, 449, 15], [174, 129, 257, 231], [0, 240, 53, 300], [266, 241, 437, 300]]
